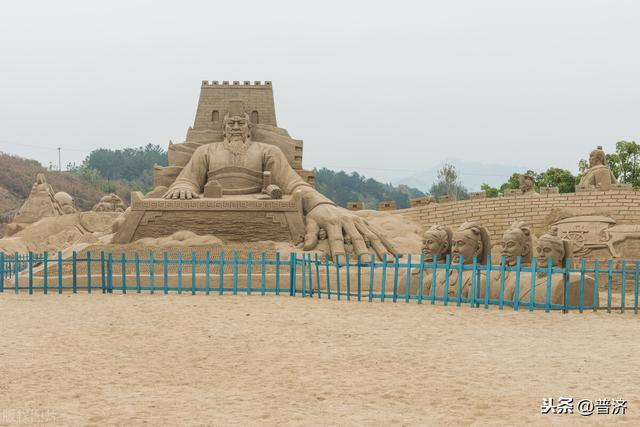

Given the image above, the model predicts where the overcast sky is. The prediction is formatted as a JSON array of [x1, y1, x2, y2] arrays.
[[0, 0, 638, 185]]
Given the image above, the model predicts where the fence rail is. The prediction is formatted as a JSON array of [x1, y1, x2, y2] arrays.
[[0, 251, 638, 314]]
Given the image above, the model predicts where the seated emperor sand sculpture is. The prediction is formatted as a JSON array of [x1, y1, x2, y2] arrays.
[[114, 98, 395, 259], [577, 146, 618, 190], [505, 227, 595, 308]]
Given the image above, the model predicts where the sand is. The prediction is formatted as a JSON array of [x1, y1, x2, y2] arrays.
[[0, 293, 639, 426]]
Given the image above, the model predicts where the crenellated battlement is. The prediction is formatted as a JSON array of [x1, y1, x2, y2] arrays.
[[201, 80, 273, 88]]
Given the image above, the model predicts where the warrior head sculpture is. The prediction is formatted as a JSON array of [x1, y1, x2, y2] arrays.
[[535, 226, 572, 267], [421, 225, 452, 261], [451, 221, 491, 264], [500, 220, 532, 266]]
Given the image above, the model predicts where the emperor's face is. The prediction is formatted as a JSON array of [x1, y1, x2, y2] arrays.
[[421, 232, 447, 261], [535, 241, 564, 267], [589, 151, 603, 168], [451, 230, 480, 264], [520, 177, 533, 192], [500, 231, 527, 266], [224, 115, 250, 142]]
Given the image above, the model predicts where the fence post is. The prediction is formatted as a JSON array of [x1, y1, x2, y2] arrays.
[[307, 254, 315, 297], [620, 259, 627, 313], [121, 253, 127, 294], [324, 254, 331, 299], [392, 254, 399, 303], [456, 255, 464, 307], [0, 252, 4, 293], [43, 252, 49, 294], [86, 252, 91, 294], [368, 254, 375, 302], [205, 251, 211, 295], [345, 253, 351, 301], [529, 256, 537, 312], [14, 252, 19, 294], [579, 258, 586, 313], [134, 252, 140, 294], [107, 253, 113, 293], [562, 257, 570, 314], [335, 254, 341, 301], [404, 254, 411, 303], [163, 251, 169, 294], [57, 251, 63, 294], [498, 256, 506, 310], [545, 258, 553, 313], [381, 253, 388, 302], [356, 254, 362, 302], [219, 251, 225, 295], [289, 252, 296, 297], [443, 254, 451, 306], [417, 254, 425, 304], [177, 251, 183, 294], [513, 257, 521, 311], [28, 251, 33, 295], [247, 252, 253, 295], [634, 260, 639, 315], [191, 251, 197, 295], [300, 253, 306, 297], [274, 252, 280, 295], [469, 256, 477, 308], [72, 251, 77, 294], [607, 260, 613, 313], [316, 254, 322, 299], [100, 251, 106, 293], [260, 252, 266, 296], [593, 259, 600, 312], [484, 255, 491, 309], [233, 251, 239, 295], [149, 252, 155, 294]]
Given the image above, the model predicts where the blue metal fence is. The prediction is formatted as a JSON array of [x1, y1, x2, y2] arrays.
[[0, 251, 638, 314]]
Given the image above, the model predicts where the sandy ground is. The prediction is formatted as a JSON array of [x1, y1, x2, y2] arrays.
[[0, 293, 639, 426]]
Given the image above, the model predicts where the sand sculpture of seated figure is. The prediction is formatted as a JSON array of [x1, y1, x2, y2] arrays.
[[578, 146, 618, 190], [423, 222, 490, 298], [519, 174, 538, 196], [508, 227, 595, 308], [54, 192, 77, 215], [162, 103, 396, 259]]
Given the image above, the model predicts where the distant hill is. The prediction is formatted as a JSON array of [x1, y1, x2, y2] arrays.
[[0, 152, 131, 237], [314, 168, 426, 209]]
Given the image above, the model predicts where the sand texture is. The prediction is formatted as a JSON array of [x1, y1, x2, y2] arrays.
[[0, 293, 639, 426]]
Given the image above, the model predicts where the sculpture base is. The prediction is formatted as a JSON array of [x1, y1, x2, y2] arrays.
[[112, 191, 306, 244]]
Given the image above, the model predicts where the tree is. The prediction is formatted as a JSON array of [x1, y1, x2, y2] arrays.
[[536, 167, 577, 193], [604, 140, 640, 187], [429, 164, 468, 200], [481, 183, 499, 197]]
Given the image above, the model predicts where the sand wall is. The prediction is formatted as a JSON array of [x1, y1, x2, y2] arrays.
[[391, 189, 640, 240]]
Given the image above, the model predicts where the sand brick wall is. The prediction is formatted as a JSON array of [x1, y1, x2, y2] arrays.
[[392, 189, 640, 241]]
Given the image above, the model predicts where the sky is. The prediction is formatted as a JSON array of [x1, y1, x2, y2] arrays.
[[0, 0, 638, 188]]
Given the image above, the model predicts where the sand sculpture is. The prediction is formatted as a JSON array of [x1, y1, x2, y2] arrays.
[[54, 192, 77, 214], [578, 146, 618, 190], [421, 225, 452, 262], [420, 222, 491, 298], [92, 194, 126, 212], [5, 174, 63, 236], [112, 89, 397, 260], [505, 227, 595, 307], [499, 221, 533, 266], [519, 174, 538, 196]]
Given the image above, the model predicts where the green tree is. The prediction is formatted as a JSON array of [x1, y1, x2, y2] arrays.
[[604, 140, 640, 186], [536, 167, 577, 193], [429, 164, 468, 200], [480, 183, 499, 197]]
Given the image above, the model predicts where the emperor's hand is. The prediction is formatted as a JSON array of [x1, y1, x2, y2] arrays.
[[303, 204, 398, 260], [162, 186, 200, 200]]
